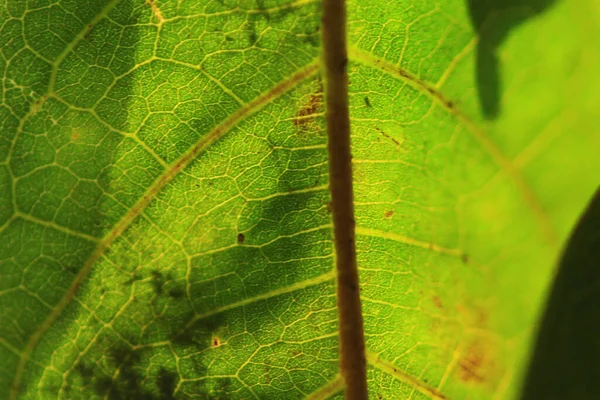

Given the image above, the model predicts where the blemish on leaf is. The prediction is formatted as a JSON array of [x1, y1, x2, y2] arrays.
[[150, 270, 164, 295], [294, 80, 323, 131], [457, 342, 486, 383], [212, 336, 221, 348], [364, 96, 372, 108], [168, 288, 184, 299], [263, 367, 272, 383], [384, 210, 394, 218], [75, 362, 94, 383], [30, 95, 48, 114], [432, 296, 443, 309], [84, 24, 94, 40], [461, 253, 470, 264], [375, 127, 401, 147], [237, 233, 245, 244]]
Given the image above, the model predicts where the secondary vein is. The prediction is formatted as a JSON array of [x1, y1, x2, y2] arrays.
[[8, 60, 320, 400]]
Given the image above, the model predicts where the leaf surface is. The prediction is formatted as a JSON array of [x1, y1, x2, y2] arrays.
[[0, 0, 598, 399]]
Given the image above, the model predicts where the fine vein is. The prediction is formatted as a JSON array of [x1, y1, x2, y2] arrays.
[[367, 352, 448, 400], [348, 46, 559, 248], [9, 61, 320, 399]]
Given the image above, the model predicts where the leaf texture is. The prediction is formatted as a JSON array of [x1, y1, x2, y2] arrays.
[[0, 0, 598, 399]]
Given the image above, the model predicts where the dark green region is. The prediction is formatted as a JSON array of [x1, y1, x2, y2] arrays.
[[521, 187, 600, 400], [466, 0, 557, 119]]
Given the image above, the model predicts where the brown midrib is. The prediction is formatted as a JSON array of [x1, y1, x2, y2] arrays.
[[322, 0, 369, 398]]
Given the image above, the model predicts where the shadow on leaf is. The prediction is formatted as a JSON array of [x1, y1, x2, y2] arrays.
[[466, 0, 556, 119], [520, 187, 600, 399]]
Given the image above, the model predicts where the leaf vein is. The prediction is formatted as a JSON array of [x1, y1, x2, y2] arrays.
[[366, 351, 448, 400], [348, 47, 559, 247], [8, 60, 320, 400]]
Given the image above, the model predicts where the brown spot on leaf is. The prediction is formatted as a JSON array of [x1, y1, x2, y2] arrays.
[[294, 80, 323, 131], [384, 210, 394, 218], [461, 253, 470, 264], [71, 130, 80, 141], [30, 96, 48, 114], [84, 24, 94, 40], [263, 367, 272, 384], [457, 342, 486, 383], [211, 336, 220, 348], [432, 296, 443, 309], [237, 233, 245, 244], [375, 127, 401, 147]]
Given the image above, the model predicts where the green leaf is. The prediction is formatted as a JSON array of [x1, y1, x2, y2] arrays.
[[0, 0, 598, 399]]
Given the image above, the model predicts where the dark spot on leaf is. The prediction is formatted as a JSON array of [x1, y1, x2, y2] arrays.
[[237, 233, 245, 244], [375, 127, 401, 147], [397, 68, 411, 79], [168, 288, 184, 299], [84, 24, 94, 40], [76, 362, 94, 383], [212, 336, 221, 347], [384, 210, 394, 218], [151, 270, 164, 295], [339, 57, 348, 72], [364, 96, 372, 108], [462, 253, 470, 264], [157, 368, 176, 400], [172, 313, 225, 348]]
